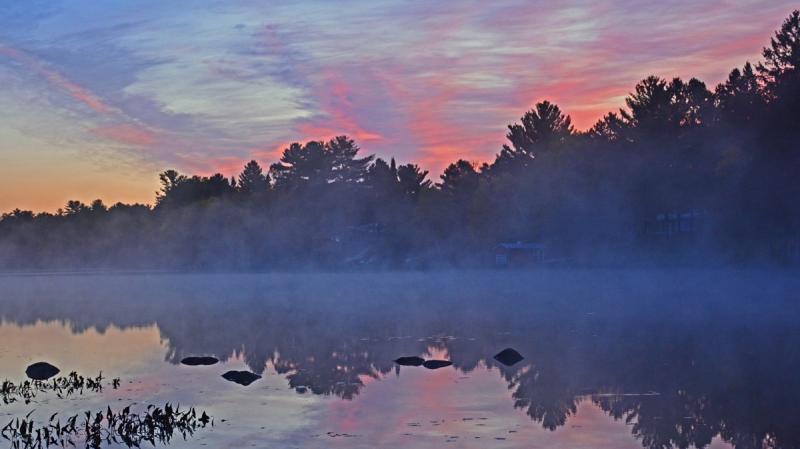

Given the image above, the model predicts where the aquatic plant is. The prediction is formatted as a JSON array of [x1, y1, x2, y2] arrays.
[[1, 403, 212, 448], [1, 372, 120, 406]]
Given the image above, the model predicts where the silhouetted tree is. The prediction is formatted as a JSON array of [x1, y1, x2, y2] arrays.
[[157, 170, 186, 205], [589, 112, 630, 142], [237, 160, 270, 195], [270, 141, 327, 191], [326, 135, 374, 184], [64, 200, 88, 216], [758, 10, 800, 101], [715, 63, 765, 126], [439, 159, 479, 198], [621, 76, 713, 136], [397, 163, 431, 200], [271, 136, 373, 191], [495, 101, 574, 171], [90, 199, 107, 213], [157, 173, 235, 209], [366, 158, 398, 193]]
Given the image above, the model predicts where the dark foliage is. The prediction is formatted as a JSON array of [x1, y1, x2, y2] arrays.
[[1, 372, 118, 406], [1, 403, 211, 449]]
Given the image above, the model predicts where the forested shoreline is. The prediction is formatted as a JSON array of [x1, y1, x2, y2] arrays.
[[1, 11, 799, 270]]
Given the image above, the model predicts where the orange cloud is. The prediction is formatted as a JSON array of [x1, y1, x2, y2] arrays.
[[174, 154, 246, 177]]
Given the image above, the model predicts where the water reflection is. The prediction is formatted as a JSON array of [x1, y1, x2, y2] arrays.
[[0, 271, 798, 449]]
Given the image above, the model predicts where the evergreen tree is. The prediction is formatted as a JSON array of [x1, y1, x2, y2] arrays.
[[238, 160, 270, 195]]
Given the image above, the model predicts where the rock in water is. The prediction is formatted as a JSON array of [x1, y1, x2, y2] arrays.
[[25, 362, 60, 380], [394, 356, 425, 366], [493, 348, 524, 366], [181, 356, 219, 366], [422, 360, 453, 370], [221, 370, 261, 386]]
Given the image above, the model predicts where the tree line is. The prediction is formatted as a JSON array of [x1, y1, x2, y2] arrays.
[[1, 10, 799, 270]]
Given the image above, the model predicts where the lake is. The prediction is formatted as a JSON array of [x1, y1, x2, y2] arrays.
[[0, 270, 798, 448]]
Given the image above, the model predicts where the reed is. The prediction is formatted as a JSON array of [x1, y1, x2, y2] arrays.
[[1, 403, 212, 448]]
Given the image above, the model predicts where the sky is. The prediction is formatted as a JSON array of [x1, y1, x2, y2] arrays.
[[0, 1, 795, 212]]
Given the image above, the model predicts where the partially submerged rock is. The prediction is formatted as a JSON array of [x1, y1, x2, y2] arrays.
[[221, 370, 261, 386], [422, 360, 453, 370], [493, 348, 524, 366], [25, 362, 60, 380], [394, 356, 425, 367], [181, 356, 219, 366]]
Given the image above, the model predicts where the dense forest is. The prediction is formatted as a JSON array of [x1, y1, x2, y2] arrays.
[[1, 11, 799, 270]]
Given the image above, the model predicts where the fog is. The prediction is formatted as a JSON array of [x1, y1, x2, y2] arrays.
[[1, 270, 799, 448]]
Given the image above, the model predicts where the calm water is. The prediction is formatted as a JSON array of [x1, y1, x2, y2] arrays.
[[0, 271, 798, 449]]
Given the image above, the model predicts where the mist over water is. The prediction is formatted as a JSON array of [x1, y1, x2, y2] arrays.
[[0, 270, 798, 448]]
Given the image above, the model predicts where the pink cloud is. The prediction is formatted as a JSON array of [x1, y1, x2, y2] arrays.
[[212, 4, 790, 178], [91, 124, 157, 146], [222, 10, 787, 186], [295, 70, 385, 144], [0, 44, 113, 114]]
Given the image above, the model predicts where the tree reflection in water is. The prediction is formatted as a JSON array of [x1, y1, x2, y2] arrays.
[[0, 271, 798, 449]]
